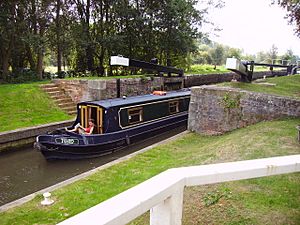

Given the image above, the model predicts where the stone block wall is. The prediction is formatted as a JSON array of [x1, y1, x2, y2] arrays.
[[0, 120, 73, 152], [53, 79, 89, 103], [184, 73, 235, 87], [53, 77, 164, 103], [120, 77, 162, 97], [188, 85, 300, 135], [52, 71, 279, 104]]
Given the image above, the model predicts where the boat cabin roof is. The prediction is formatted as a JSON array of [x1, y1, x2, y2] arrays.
[[80, 89, 190, 109]]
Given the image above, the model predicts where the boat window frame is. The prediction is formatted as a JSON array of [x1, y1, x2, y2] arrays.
[[79, 105, 104, 134], [169, 101, 179, 114], [80, 105, 88, 128], [128, 107, 143, 125]]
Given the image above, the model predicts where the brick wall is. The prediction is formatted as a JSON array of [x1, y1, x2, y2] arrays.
[[188, 85, 300, 135]]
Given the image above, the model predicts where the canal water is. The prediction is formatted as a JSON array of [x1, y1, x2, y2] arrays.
[[0, 127, 186, 206]]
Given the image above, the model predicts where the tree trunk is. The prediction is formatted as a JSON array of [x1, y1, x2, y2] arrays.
[[2, 52, 10, 79], [85, 0, 94, 71], [26, 45, 35, 70], [56, 0, 62, 73], [37, 49, 43, 79], [37, 26, 45, 79]]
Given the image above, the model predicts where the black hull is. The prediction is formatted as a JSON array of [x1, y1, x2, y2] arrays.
[[36, 113, 187, 160]]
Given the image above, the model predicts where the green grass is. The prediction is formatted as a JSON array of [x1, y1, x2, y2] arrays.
[[220, 75, 300, 99], [1, 118, 299, 224], [0, 82, 73, 132], [46, 64, 229, 78], [186, 64, 229, 74]]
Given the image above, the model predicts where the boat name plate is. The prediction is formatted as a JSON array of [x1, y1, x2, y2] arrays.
[[55, 138, 80, 145]]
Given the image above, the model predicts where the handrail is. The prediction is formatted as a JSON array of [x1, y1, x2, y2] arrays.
[[58, 155, 300, 225]]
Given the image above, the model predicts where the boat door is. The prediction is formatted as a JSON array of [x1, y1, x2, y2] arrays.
[[80, 105, 103, 134]]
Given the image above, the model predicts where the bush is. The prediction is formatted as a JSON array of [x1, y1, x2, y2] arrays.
[[5, 69, 41, 83], [56, 71, 67, 79]]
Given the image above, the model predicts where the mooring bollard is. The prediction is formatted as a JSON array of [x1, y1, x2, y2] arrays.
[[41, 192, 54, 206]]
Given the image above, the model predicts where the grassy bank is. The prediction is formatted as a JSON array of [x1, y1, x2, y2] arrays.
[[1, 118, 299, 224], [221, 75, 300, 99], [0, 82, 73, 132], [186, 64, 229, 74]]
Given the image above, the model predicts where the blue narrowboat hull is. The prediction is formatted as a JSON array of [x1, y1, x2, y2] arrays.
[[35, 112, 188, 160]]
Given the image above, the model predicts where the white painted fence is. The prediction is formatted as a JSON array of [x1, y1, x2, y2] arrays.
[[58, 155, 300, 225]]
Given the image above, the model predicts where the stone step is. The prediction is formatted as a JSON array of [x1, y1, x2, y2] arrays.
[[58, 102, 76, 108], [42, 86, 60, 92], [54, 98, 74, 104], [51, 95, 69, 100], [40, 83, 59, 88], [40, 83, 77, 115], [67, 110, 77, 115], [61, 105, 77, 111], [62, 106, 77, 115], [47, 91, 65, 97]]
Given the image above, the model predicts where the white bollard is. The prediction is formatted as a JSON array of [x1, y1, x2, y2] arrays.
[[41, 192, 54, 206]]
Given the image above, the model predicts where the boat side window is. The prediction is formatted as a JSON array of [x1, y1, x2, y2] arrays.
[[128, 107, 143, 124], [169, 101, 179, 114]]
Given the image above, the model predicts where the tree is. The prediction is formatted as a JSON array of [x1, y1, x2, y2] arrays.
[[267, 44, 278, 63], [226, 47, 243, 59], [281, 49, 298, 63], [210, 44, 225, 65], [256, 51, 268, 63], [56, 0, 62, 73], [273, 0, 300, 37], [0, 2, 16, 79], [0, 0, 224, 81]]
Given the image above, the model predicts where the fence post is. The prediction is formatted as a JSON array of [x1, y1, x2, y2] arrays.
[[150, 186, 184, 225]]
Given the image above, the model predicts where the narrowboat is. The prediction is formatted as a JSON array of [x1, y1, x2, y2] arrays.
[[35, 89, 190, 160]]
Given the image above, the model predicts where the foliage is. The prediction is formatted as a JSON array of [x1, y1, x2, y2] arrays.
[[221, 92, 241, 109], [203, 188, 232, 206], [191, 39, 299, 65], [0, 0, 224, 82], [209, 43, 225, 65], [273, 0, 300, 37], [267, 44, 279, 62]]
